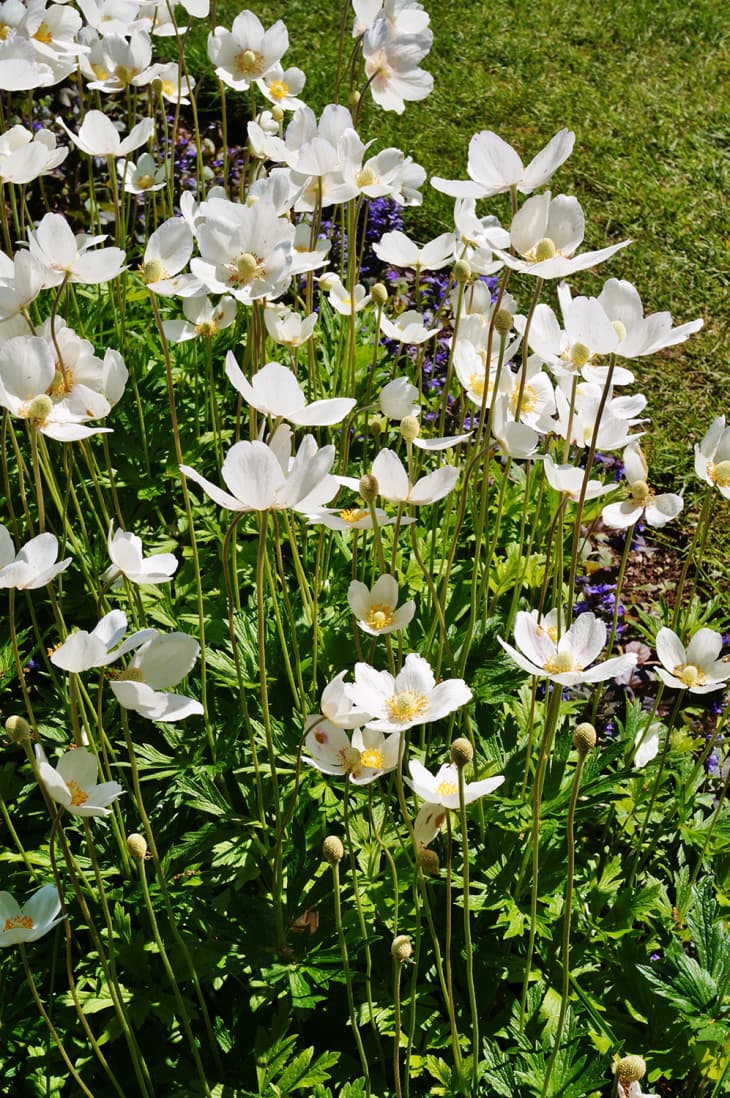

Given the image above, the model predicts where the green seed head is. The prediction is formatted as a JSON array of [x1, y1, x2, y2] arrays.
[[126, 833, 148, 860], [450, 737, 474, 768], [615, 1055, 647, 1083], [391, 934, 413, 963], [573, 722, 597, 755], [534, 237, 556, 262], [359, 474, 379, 502], [400, 415, 420, 441], [322, 835, 344, 865], [5, 715, 31, 743]]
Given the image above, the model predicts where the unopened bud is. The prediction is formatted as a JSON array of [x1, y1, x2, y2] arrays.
[[450, 737, 473, 768], [126, 833, 148, 860], [5, 715, 31, 743], [573, 722, 597, 755], [370, 416, 386, 438], [371, 282, 388, 306], [493, 307, 513, 334], [400, 415, 420, 441], [453, 259, 471, 283], [391, 934, 413, 963], [359, 473, 379, 502], [416, 847, 440, 875], [271, 105, 284, 123], [614, 1055, 646, 1084], [348, 89, 361, 110], [322, 835, 344, 865]]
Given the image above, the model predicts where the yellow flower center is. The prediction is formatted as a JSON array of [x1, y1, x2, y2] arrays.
[[0, 25, 9, 41], [356, 166, 377, 188], [435, 780, 458, 797], [91, 63, 110, 81], [112, 667, 146, 682], [569, 341, 591, 368], [366, 604, 394, 631], [612, 319, 627, 342], [135, 173, 156, 190], [672, 663, 705, 687], [543, 651, 581, 675], [22, 394, 53, 423], [4, 915, 33, 931], [33, 21, 52, 43], [114, 65, 139, 86], [67, 780, 89, 807], [339, 508, 368, 524], [360, 748, 384, 769], [385, 691, 428, 723], [341, 746, 362, 771], [142, 258, 166, 284], [708, 460, 730, 488], [510, 384, 537, 416], [229, 252, 264, 287], [161, 80, 178, 98], [630, 480, 652, 503], [234, 48, 264, 78], [530, 237, 557, 262], [268, 78, 289, 100], [196, 320, 217, 337]]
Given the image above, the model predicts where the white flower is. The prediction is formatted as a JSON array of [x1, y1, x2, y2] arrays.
[[694, 416, 730, 499], [362, 17, 433, 114], [207, 10, 288, 92], [379, 308, 439, 345], [498, 610, 637, 686], [104, 523, 178, 586], [305, 505, 411, 531], [321, 670, 372, 729], [119, 151, 165, 195], [543, 454, 612, 502], [320, 273, 370, 315], [602, 442, 683, 529], [655, 627, 730, 694], [191, 199, 294, 304], [162, 295, 237, 343], [371, 448, 459, 506], [348, 574, 415, 635], [263, 305, 317, 348], [109, 632, 204, 721], [57, 110, 154, 159], [598, 278, 703, 359], [50, 611, 154, 673], [303, 720, 400, 784], [141, 218, 199, 297], [0, 124, 67, 185], [407, 759, 504, 810], [35, 744, 123, 818], [379, 377, 419, 421], [372, 229, 454, 271], [0, 526, 70, 589], [225, 354, 355, 426], [345, 653, 472, 733], [0, 885, 63, 946], [181, 428, 337, 514], [491, 192, 630, 279], [27, 213, 125, 287], [432, 128, 575, 199], [256, 62, 306, 111]]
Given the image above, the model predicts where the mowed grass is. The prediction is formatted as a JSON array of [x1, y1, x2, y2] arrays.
[[212, 0, 730, 566]]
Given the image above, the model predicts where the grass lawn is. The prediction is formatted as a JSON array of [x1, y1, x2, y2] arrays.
[[216, 0, 729, 489]]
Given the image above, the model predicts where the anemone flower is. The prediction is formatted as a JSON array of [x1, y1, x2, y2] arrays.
[[498, 610, 637, 686], [303, 720, 400, 785], [347, 574, 415, 635], [655, 627, 730, 693], [346, 653, 472, 733], [0, 886, 63, 946], [35, 745, 123, 818]]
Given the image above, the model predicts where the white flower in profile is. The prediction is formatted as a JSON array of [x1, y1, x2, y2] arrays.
[[348, 574, 415, 636], [520, 291, 623, 385], [346, 652, 472, 733], [320, 273, 370, 315], [379, 377, 419, 421], [109, 632, 204, 721], [0, 526, 70, 589], [407, 759, 504, 809], [498, 610, 638, 686], [554, 382, 646, 452], [0, 250, 45, 320], [633, 721, 661, 769], [50, 610, 154, 673], [543, 454, 612, 502], [372, 229, 454, 271], [0, 125, 67, 184], [119, 152, 165, 195], [57, 110, 154, 159], [35, 744, 123, 818], [432, 128, 575, 199], [303, 719, 400, 785], [141, 218, 199, 297], [379, 309, 439, 345], [141, 61, 195, 103], [694, 416, 730, 499], [371, 448, 459, 506], [27, 214, 125, 288], [655, 627, 730, 694], [306, 504, 410, 531], [163, 295, 237, 344], [225, 354, 355, 426], [84, 30, 153, 93], [104, 523, 178, 587], [207, 10, 288, 91], [598, 278, 703, 359], [264, 305, 317, 348], [320, 670, 372, 729], [491, 192, 631, 279], [181, 428, 337, 515], [602, 442, 683, 529], [0, 885, 63, 946], [362, 17, 433, 114]]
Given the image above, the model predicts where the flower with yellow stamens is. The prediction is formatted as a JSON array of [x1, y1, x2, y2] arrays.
[[348, 574, 415, 637], [346, 653, 471, 734], [35, 744, 123, 819]]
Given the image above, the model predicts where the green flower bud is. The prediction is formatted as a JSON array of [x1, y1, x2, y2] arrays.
[[391, 934, 413, 963], [371, 282, 388, 306], [400, 415, 420, 441], [5, 715, 31, 743], [493, 307, 513, 334], [573, 722, 597, 755], [453, 259, 471, 283], [322, 835, 344, 865], [126, 833, 148, 860], [450, 737, 474, 767], [359, 474, 379, 502]]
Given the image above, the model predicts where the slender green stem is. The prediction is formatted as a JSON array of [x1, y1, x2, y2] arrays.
[[458, 768, 479, 1091], [331, 857, 371, 1096]]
